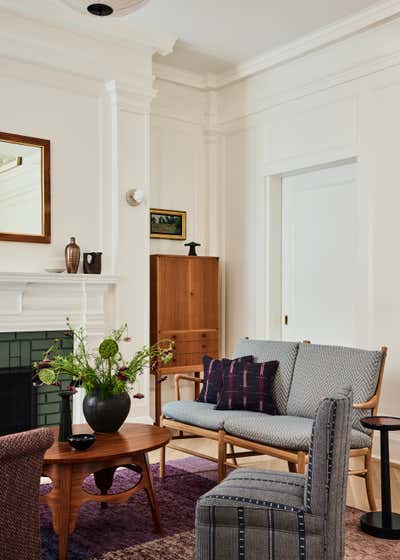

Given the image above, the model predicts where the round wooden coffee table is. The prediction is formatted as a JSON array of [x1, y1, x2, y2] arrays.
[[41, 423, 171, 560]]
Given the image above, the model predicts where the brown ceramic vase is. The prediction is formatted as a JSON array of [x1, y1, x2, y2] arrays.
[[65, 237, 80, 273]]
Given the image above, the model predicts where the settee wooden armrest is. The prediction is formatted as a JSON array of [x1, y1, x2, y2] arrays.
[[353, 396, 378, 410], [175, 374, 204, 400]]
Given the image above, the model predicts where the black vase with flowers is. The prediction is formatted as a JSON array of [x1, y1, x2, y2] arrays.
[[33, 321, 174, 434]]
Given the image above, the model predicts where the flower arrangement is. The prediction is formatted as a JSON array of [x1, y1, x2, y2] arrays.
[[34, 321, 174, 398]]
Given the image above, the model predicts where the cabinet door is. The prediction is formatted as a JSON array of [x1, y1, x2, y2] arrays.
[[157, 257, 190, 331], [189, 258, 219, 330]]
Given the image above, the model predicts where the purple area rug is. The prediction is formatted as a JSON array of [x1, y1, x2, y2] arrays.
[[40, 457, 215, 559], [40, 457, 400, 559]]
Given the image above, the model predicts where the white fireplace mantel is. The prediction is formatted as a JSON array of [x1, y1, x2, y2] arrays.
[[0, 272, 118, 334], [0, 271, 119, 424], [0, 271, 118, 285]]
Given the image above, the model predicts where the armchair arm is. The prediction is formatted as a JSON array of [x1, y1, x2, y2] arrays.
[[175, 374, 204, 400], [353, 396, 378, 410]]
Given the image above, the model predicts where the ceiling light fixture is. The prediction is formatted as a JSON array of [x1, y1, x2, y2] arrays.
[[87, 4, 114, 16], [62, 0, 150, 17]]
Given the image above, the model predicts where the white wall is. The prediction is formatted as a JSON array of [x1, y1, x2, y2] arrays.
[[0, 72, 101, 271], [149, 78, 211, 410], [0, 7, 164, 423], [217, 16, 400, 460], [150, 79, 209, 256]]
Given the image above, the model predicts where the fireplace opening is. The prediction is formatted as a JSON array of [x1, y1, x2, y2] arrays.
[[0, 366, 37, 436]]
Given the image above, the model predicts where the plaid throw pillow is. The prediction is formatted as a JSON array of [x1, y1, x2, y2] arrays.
[[215, 359, 279, 414], [197, 355, 253, 405]]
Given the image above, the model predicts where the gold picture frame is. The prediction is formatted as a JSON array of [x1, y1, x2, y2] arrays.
[[150, 208, 187, 240]]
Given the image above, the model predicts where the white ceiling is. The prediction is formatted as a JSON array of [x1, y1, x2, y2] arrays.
[[0, 0, 390, 75], [130, 0, 387, 73]]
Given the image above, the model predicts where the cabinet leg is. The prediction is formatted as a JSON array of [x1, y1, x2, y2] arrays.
[[194, 371, 200, 400], [154, 371, 161, 426]]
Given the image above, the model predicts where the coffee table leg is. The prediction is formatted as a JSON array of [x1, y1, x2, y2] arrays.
[[44, 464, 75, 560], [136, 453, 161, 531], [94, 467, 116, 509]]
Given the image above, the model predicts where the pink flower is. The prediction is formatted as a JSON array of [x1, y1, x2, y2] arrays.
[[117, 366, 128, 381], [151, 359, 161, 373], [33, 381, 44, 388], [133, 393, 145, 399], [67, 385, 78, 394], [51, 381, 61, 387]]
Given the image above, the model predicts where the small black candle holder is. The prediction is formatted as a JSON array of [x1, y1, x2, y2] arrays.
[[184, 241, 201, 256], [59, 391, 73, 442]]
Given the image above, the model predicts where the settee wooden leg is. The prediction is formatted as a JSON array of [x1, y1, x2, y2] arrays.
[[218, 431, 227, 481], [365, 449, 377, 511], [288, 462, 297, 473], [229, 443, 238, 466], [297, 452, 306, 474]]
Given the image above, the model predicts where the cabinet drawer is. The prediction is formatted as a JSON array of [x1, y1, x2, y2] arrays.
[[173, 340, 218, 354], [160, 330, 218, 343], [157, 330, 219, 368], [169, 352, 208, 368]]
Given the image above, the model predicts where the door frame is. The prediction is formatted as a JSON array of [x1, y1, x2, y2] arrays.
[[259, 156, 369, 344]]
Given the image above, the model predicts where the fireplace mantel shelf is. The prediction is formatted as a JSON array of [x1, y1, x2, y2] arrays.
[[0, 272, 117, 337], [0, 272, 118, 285]]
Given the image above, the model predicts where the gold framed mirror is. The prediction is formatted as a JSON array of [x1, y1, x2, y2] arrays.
[[0, 131, 51, 243]]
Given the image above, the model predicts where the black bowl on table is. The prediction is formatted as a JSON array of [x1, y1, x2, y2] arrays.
[[67, 433, 96, 451]]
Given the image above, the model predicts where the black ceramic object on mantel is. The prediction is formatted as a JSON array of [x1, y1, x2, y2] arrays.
[[83, 252, 102, 274], [58, 391, 73, 442], [185, 241, 201, 256], [83, 390, 131, 433]]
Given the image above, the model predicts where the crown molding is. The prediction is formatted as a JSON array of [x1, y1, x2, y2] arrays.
[[154, 0, 400, 90], [153, 63, 211, 90], [217, 0, 400, 87], [0, 7, 164, 87], [0, 2, 176, 58]]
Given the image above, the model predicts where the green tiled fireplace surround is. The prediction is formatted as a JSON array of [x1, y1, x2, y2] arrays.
[[0, 331, 73, 427]]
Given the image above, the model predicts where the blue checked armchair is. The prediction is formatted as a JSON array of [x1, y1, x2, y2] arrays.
[[195, 388, 353, 560]]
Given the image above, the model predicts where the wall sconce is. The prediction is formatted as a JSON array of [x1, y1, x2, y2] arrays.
[[126, 189, 145, 206]]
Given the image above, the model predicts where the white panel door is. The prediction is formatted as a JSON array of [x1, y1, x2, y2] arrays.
[[282, 162, 357, 345]]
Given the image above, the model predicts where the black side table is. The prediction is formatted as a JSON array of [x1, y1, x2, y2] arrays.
[[360, 416, 400, 539]]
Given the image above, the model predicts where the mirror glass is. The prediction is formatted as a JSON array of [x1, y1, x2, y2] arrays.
[[0, 133, 50, 243]]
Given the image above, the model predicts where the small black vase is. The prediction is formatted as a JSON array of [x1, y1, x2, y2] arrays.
[[83, 390, 131, 433], [59, 391, 73, 442]]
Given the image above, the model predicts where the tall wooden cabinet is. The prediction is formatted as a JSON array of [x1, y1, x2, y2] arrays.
[[150, 254, 220, 366], [150, 255, 220, 422]]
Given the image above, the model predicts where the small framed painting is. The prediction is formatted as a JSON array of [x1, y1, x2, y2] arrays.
[[150, 208, 187, 240]]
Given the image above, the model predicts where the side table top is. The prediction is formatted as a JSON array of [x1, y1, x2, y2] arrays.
[[44, 423, 170, 464], [361, 416, 400, 431]]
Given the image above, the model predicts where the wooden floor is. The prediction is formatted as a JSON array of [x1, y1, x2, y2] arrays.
[[149, 437, 400, 513]]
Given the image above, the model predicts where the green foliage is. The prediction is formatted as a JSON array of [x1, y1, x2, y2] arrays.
[[38, 368, 56, 385], [34, 319, 174, 398], [99, 339, 119, 359]]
